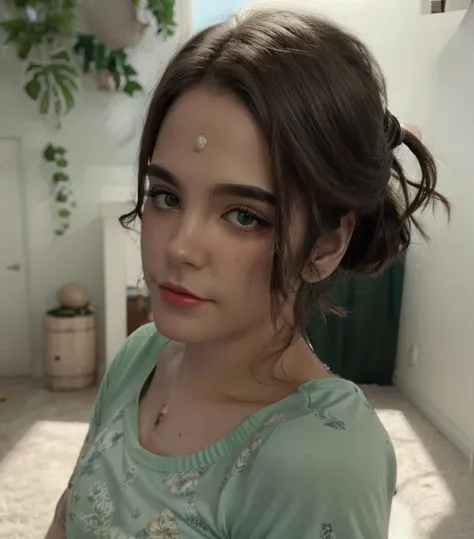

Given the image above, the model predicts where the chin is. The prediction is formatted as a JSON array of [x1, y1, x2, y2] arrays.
[[151, 306, 221, 344]]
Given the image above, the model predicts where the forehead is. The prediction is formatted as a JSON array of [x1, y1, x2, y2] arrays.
[[152, 85, 271, 189]]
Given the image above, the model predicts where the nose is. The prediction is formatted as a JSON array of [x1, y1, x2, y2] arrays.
[[166, 214, 208, 269]]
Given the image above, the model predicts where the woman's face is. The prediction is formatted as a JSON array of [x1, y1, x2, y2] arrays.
[[141, 85, 278, 344]]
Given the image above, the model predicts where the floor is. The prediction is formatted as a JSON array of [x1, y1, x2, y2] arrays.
[[0, 379, 473, 539]]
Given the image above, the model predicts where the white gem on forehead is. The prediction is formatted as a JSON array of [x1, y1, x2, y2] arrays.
[[194, 134, 207, 153]]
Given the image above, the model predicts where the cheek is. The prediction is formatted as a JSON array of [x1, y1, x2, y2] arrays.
[[225, 239, 274, 288]]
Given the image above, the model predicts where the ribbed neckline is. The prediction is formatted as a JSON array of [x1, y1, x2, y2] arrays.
[[123, 331, 356, 472]]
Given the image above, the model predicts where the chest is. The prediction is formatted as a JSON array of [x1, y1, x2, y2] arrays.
[[138, 388, 262, 458]]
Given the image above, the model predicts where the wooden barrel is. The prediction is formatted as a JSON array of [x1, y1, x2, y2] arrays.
[[44, 314, 97, 391]]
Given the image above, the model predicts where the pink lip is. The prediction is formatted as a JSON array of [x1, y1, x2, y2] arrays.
[[158, 283, 207, 308]]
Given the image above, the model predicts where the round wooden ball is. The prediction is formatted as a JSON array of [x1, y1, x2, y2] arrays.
[[58, 283, 89, 310]]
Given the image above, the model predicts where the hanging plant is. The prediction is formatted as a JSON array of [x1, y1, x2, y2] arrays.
[[74, 34, 142, 96], [0, 0, 177, 235], [138, 0, 177, 37], [0, 0, 77, 59], [43, 143, 76, 235]]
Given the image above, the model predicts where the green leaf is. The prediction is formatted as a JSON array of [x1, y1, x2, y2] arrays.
[[39, 90, 50, 114], [147, 0, 177, 37], [56, 158, 68, 168], [58, 209, 71, 219], [24, 79, 41, 100], [55, 192, 68, 203], [52, 85, 61, 115], [50, 50, 70, 62], [18, 40, 32, 60], [122, 64, 137, 77], [44, 144, 57, 162], [25, 56, 79, 116], [53, 172, 69, 183], [74, 34, 96, 73], [94, 43, 107, 72], [114, 50, 126, 64], [123, 80, 142, 96], [58, 79, 75, 112]]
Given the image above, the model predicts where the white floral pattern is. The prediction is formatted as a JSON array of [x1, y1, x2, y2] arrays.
[[183, 490, 210, 534], [232, 435, 263, 474], [74, 481, 115, 538], [120, 465, 138, 490], [320, 522, 336, 539], [263, 412, 286, 427], [161, 470, 209, 534], [145, 509, 180, 539], [164, 470, 202, 494]]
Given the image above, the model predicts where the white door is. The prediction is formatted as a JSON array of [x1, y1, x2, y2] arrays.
[[0, 138, 31, 375]]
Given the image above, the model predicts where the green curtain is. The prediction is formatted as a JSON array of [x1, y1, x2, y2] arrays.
[[306, 259, 405, 385]]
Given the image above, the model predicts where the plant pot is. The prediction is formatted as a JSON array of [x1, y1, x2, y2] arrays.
[[82, 0, 147, 50], [96, 70, 118, 92]]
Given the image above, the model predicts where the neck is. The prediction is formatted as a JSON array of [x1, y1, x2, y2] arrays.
[[175, 322, 327, 404]]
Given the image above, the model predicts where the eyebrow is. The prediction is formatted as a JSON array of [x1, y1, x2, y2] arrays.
[[145, 163, 276, 206]]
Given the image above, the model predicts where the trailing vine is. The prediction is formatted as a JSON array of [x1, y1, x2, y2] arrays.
[[0, 0, 176, 234], [43, 143, 75, 236]]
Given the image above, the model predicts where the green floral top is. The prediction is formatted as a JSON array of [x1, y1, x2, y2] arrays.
[[66, 324, 397, 539]]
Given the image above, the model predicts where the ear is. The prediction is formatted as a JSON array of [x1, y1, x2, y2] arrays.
[[302, 213, 356, 283]]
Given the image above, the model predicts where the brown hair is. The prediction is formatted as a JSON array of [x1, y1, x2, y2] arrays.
[[121, 8, 449, 343]]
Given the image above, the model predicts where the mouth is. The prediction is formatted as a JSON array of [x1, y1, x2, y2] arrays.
[[158, 282, 208, 308], [159, 283, 203, 299]]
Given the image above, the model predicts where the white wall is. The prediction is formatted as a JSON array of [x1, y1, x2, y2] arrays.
[[0, 1, 191, 376]]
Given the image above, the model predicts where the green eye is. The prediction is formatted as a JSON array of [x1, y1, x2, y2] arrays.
[[225, 209, 269, 231], [163, 193, 179, 208], [236, 211, 256, 227], [152, 191, 180, 210]]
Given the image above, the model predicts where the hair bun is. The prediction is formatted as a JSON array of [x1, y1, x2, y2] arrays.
[[385, 111, 405, 150]]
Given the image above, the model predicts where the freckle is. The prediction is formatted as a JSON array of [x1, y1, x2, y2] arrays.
[[178, 432, 182, 438]]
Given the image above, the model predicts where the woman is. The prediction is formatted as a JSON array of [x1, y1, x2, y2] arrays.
[[46, 8, 449, 539]]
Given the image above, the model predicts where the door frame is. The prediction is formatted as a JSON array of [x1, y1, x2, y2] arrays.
[[1, 136, 33, 376]]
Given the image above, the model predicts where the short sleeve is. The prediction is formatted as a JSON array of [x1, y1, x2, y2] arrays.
[[73, 323, 160, 474], [226, 404, 397, 539], [69, 332, 133, 478]]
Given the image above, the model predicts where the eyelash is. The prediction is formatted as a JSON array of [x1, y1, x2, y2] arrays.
[[144, 186, 272, 231]]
